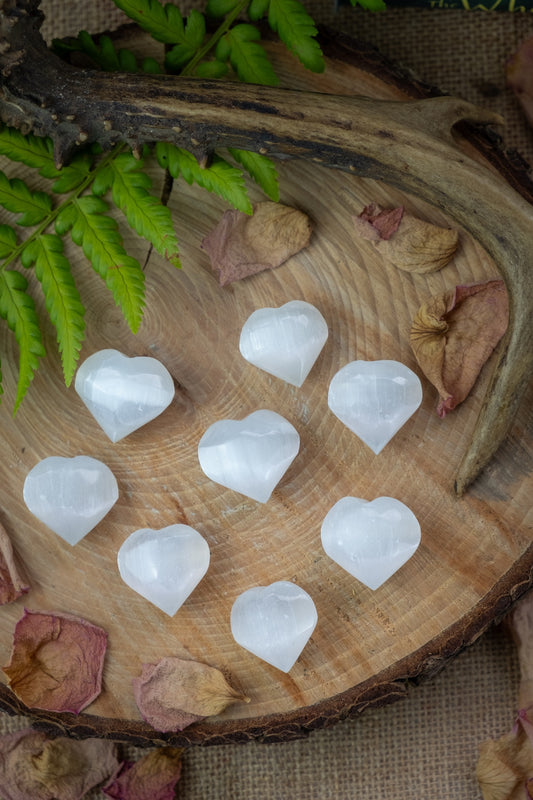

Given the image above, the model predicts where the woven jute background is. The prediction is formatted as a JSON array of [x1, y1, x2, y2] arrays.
[[2, 3, 532, 798]]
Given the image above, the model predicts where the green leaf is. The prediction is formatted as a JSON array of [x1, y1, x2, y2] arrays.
[[248, 0, 270, 21], [56, 195, 146, 332], [0, 125, 92, 192], [227, 148, 279, 201], [194, 59, 228, 79], [94, 153, 180, 267], [156, 143, 253, 214], [350, 0, 386, 8], [21, 234, 85, 386], [111, 0, 187, 44], [206, 0, 242, 16], [267, 0, 324, 73], [0, 268, 45, 411], [142, 56, 163, 74], [215, 23, 278, 85], [0, 171, 52, 226], [165, 10, 206, 71], [0, 224, 17, 258]]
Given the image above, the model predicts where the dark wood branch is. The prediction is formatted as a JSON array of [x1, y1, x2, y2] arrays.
[[1, 0, 532, 494]]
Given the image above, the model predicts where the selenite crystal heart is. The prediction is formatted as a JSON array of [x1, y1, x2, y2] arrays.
[[239, 300, 328, 387], [321, 496, 421, 590], [198, 409, 300, 503], [328, 359, 423, 454], [230, 581, 318, 672], [75, 349, 175, 442], [117, 524, 210, 616], [23, 456, 119, 545]]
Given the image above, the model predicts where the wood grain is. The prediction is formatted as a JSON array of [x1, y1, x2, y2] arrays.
[[0, 33, 531, 745]]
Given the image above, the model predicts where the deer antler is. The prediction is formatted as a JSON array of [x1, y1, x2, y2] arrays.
[[1, 0, 532, 495]]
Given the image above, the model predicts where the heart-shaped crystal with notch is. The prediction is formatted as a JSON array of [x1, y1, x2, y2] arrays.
[[117, 524, 210, 616], [239, 300, 328, 387], [198, 409, 300, 503], [75, 349, 175, 442], [321, 496, 421, 590], [328, 359, 422, 454], [230, 580, 318, 672], [23, 455, 119, 545]]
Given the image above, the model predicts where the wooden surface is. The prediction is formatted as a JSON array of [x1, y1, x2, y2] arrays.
[[0, 33, 532, 746]]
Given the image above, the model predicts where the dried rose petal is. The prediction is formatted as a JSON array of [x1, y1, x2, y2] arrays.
[[133, 656, 249, 732], [0, 521, 29, 604], [409, 280, 508, 417], [0, 728, 119, 800], [103, 748, 183, 800], [3, 609, 107, 713], [355, 202, 404, 240], [201, 201, 312, 285]]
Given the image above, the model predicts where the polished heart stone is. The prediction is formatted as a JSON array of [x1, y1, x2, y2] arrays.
[[198, 409, 300, 503], [75, 349, 175, 442], [23, 455, 119, 545], [230, 581, 318, 672], [117, 524, 210, 616], [239, 300, 328, 387], [321, 496, 421, 590], [328, 359, 422, 454]]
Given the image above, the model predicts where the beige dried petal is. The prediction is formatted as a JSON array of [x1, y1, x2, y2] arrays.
[[477, 729, 533, 800], [201, 201, 312, 285], [133, 656, 249, 732], [0, 521, 29, 605], [353, 204, 458, 273]]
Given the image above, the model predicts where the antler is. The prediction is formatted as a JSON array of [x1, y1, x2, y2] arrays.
[[1, 0, 532, 495]]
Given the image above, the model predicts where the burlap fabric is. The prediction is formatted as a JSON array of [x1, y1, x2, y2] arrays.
[[2, 4, 532, 798]]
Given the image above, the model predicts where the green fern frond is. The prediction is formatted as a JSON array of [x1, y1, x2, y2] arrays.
[[0, 224, 17, 258], [21, 235, 85, 386], [215, 23, 279, 85], [111, 0, 190, 45], [165, 10, 206, 71], [227, 148, 279, 201], [56, 195, 146, 333], [0, 268, 45, 411], [265, 0, 324, 73], [156, 144, 253, 214], [0, 172, 52, 226], [53, 30, 162, 75], [93, 152, 181, 267]]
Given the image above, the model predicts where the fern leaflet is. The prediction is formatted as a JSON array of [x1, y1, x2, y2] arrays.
[[0, 225, 17, 258], [215, 23, 278, 85], [156, 144, 253, 214], [265, 0, 324, 73], [227, 148, 279, 201], [0, 269, 45, 411], [21, 235, 85, 386], [165, 11, 206, 71], [56, 195, 146, 333], [0, 172, 52, 227], [111, 0, 190, 45], [92, 152, 180, 267]]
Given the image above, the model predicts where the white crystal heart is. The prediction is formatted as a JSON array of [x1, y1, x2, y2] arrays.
[[75, 349, 175, 442], [198, 409, 300, 503], [231, 581, 318, 672], [239, 300, 328, 387], [321, 496, 421, 590], [23, 455, 119, 545], [328, 359, 422, 454], [117, 524, 210, 616]]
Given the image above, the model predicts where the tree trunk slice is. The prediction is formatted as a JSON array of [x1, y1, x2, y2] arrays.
[[0, 30, 532, 746]]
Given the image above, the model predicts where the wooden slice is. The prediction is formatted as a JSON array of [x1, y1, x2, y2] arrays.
[[0, 31, 532, 746]]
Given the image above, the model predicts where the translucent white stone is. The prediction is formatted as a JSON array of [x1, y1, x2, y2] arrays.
[[117, 524, 210, 616], [75, 349, 175, 442], [239, 300, 328, 387], [231, 581, 318, 672], [198, 410, 300, 503], [23, 455, 119, 545], [328, 360, 422, 454], [321, 496, 421, 590]]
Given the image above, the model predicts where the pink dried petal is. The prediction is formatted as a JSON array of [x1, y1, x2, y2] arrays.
[[103, 748, 183, 800], [2, 609, 107, 713], [0, 521, 29, 604], [0, 728, 119, 800], [356, 203, 404, 240]]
